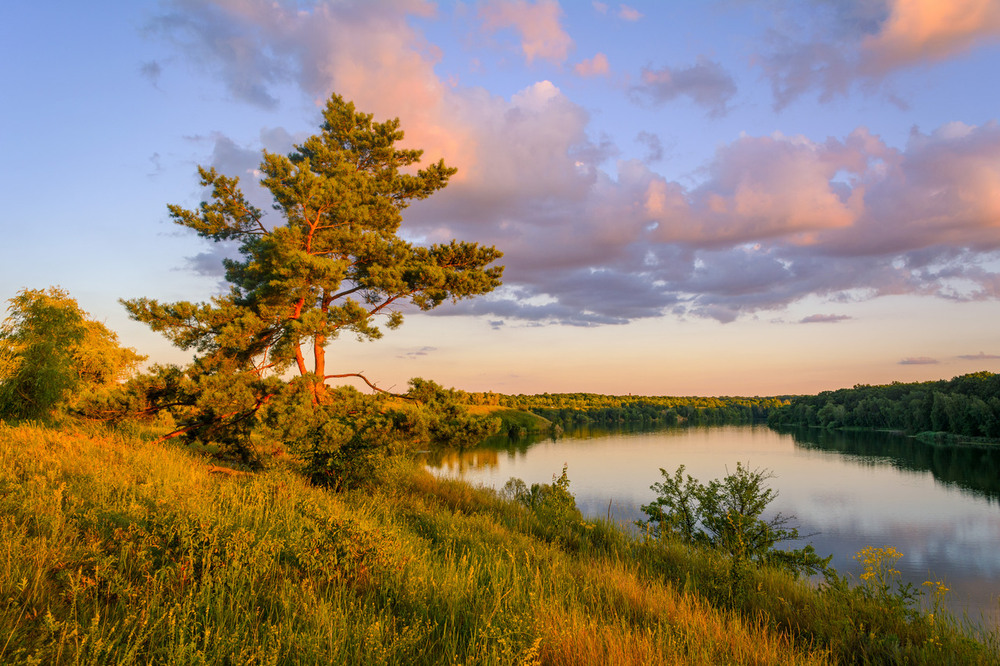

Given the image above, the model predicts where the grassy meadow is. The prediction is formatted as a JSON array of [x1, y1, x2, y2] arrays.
[[2, 421, 998, 665]]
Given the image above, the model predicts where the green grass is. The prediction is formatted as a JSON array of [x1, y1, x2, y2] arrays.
[[1, 421, 997, 664], [466, 407, 553, 434]]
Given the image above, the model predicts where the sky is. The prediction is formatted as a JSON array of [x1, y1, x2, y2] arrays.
[[3, 0, 1000, 397]]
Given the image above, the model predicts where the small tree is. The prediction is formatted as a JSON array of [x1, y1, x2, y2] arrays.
[[639, 463, 831, 578], [0, 287, 145, 421], [122, 94, 503, 466]]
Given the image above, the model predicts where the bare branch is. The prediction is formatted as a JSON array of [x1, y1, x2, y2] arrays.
[[323, 372, 411, 398]]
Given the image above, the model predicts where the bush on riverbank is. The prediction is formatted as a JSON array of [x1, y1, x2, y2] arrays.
[[1, 421, 996, 664]]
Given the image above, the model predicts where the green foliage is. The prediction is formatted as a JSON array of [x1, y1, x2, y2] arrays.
[[120, 94, 503, 468], [404, 378, 501, 445], [0, 287, 145, 422], [502, 465, 584, 543], [500, 392, 786, 429], [768, 372, 1000, 439], [122, 94, 502, 384], [254, 379, 500, 488], [639, 463, 832, 579]]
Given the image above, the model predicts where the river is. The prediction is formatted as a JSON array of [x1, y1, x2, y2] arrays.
[[423, 423, 1000, 625]]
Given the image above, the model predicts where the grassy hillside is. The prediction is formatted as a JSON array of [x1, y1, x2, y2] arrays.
[[1, 422, 996, 664], [466, 405, 554, 434]]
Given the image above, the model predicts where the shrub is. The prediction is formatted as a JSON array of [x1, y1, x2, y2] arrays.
[[502, 465, 583, 543], [0, 287, 144, 422], [638, 463, 832, 579]]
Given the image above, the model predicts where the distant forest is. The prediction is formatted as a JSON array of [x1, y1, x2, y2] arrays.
[[465, 392, 785, 428], [456, 372, 1000, 438], [767, 371, 1000, 439]]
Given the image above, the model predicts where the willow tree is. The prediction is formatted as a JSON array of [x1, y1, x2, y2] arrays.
[[123, 95, 502, 458]]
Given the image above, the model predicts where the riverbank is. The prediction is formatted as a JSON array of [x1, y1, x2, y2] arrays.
[[2, 421, 997, 664]]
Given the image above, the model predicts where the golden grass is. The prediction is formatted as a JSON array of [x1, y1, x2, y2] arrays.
[[1, 421, 996, 665]]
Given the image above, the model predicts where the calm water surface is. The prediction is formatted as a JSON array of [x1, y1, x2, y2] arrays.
[[424, 424, 1000, 624]]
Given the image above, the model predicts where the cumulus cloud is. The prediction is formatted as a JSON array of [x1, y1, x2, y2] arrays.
[[153, 1, 1000, 326], [631, 58, 737, 116], [574, 52, 610, 77], [861, 0, 1000, 75], [755, 0, 1000, 109], [801, 314, 852, 323], [479, 0, 573, 64], [899, 357, 939, 365]]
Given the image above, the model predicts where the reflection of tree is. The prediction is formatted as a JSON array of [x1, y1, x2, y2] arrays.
[[786, 427, 1000, 503], [421, 447, 500, 473], [421, 424, 705, 474]]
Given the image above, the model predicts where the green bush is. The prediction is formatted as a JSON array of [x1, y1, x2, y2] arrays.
[[0, 287, 144, 422], [502, 465, 583, 544], [638, 463, 831, 579]]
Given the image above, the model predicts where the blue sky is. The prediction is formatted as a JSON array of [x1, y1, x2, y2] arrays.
[[4, 0, 1000, 396]]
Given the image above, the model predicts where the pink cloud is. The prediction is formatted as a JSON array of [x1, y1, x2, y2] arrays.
[[861, 0, 1000, 75], [154, 1, 1000, 325], [574, 52, 610, 76], [479, 0, 573, 64], [618, 4, 642, 21], [646, 131, 869, 246], [756, 0, 1000, 108]]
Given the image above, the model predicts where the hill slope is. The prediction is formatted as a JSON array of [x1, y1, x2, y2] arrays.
[[1, 422, 995, 664]]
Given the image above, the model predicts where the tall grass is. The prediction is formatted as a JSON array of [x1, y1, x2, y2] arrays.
[[1, 421, 996, 664]]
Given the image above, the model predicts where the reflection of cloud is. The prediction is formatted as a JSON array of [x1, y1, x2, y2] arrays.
[[957, 352, 1000, 360], [900, 357, 939, 365], [801, 314, 852, 323]]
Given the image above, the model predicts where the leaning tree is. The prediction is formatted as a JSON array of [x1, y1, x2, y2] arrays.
[[123, 94, 503, 462]]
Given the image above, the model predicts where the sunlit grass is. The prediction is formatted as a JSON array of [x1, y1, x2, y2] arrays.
[[1, 421, 996, 664]]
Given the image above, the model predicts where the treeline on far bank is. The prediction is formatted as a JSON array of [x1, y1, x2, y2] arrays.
[[464, 391, 787, 429], [767, 371, 1000, 439]]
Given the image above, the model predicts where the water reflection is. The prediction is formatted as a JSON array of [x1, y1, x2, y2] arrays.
[[784, 426, 1000, 502], [423, 424, 1000, 624]]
